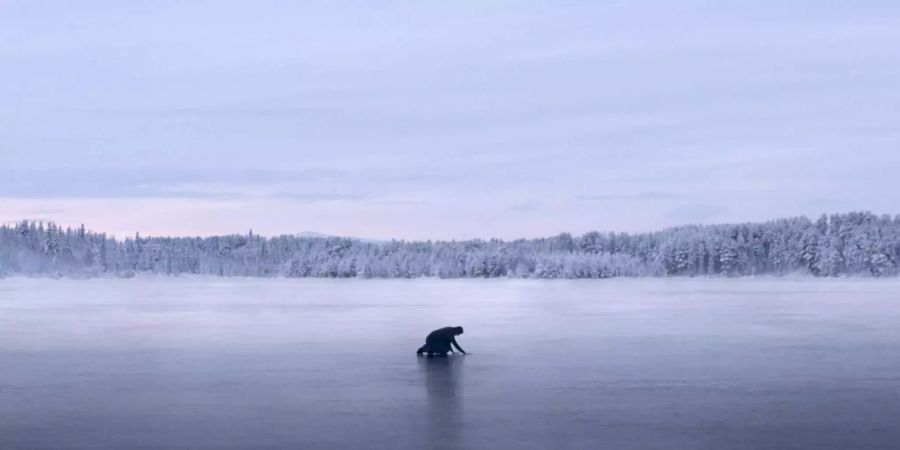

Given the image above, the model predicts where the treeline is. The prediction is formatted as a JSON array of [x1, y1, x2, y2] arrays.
[[0, 212, 898, 279]]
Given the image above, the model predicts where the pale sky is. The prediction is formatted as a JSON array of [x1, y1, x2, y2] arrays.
[[2, 1, 899, 240]]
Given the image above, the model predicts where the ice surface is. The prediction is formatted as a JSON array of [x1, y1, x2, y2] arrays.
[[2, 277, 900, 449]]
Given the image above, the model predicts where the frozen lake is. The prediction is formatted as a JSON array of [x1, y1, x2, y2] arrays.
[[2, 277, 900, 450]]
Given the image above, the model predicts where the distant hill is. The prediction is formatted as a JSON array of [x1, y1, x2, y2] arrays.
[[295, 231, 332, 239], [295, 231, 382, 243]]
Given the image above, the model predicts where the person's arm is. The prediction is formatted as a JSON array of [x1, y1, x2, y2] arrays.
[[451, 337, 466, 354]]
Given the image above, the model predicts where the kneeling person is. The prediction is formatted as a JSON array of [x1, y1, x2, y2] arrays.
[[417, 326, 466, 356]]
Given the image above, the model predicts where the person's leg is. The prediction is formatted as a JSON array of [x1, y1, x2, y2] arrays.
[[435, 342, 451, 356]]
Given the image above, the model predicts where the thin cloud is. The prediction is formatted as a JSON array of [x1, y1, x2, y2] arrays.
[[269, 192, 366, 202], [0, 169, 342, 199], [509, 200, 542, 212], [665, 204, 730, 223], [61, 106, 340, 118], [577, 193, 687, 201]]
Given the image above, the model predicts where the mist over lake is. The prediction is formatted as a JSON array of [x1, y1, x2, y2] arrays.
[[3, 277, 900, 450]]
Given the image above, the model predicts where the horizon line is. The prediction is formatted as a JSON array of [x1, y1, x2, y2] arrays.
[[4, 210, 896, 243]]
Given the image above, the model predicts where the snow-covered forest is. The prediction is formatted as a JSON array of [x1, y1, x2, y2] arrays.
[[1, 212, 898, 279]]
